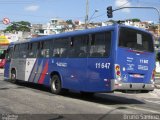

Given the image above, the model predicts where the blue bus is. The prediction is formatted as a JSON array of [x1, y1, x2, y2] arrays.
[[4, 24, 155, 94]]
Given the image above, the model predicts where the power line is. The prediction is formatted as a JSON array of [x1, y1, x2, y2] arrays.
[[91, 13, 106, 20], [117, 0, 131, 8], [89, 0, 132, 21]]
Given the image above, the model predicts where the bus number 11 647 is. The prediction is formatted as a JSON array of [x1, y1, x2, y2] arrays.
[[95, 63, 110, 69]]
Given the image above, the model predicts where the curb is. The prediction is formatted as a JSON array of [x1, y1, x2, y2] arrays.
[[155, 84, 160, 89]]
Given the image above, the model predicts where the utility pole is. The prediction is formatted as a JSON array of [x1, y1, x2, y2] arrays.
[[85, 0, 89, 29], [88, 9, 99, 23]]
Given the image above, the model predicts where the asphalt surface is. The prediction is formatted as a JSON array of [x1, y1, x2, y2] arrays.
[[155, 77, 160, 89], [0, 69, 160, 120]]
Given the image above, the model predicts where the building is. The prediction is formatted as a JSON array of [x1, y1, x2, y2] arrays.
[[101, 21, 114, 26], [4, 18, 158, 42], [31, 18, 68, 36]]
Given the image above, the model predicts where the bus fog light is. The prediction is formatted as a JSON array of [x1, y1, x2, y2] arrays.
[[117, 77, 122, 81], [115, 80, 118, 84], [151, 80, 155, 84]]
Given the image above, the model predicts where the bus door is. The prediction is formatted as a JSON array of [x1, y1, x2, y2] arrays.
[[117, 27, 155, 84], [14, 43, 28, 81], [9, 44, 25, 81], [86, 31, 112, 92]]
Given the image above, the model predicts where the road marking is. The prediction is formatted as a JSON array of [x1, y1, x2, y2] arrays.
[[126, 106, 160, 114], [144, 99, 160, 105], [97, 104, 160, 114]]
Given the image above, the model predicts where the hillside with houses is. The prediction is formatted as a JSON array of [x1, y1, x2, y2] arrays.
[[0, 18, 160, 44]]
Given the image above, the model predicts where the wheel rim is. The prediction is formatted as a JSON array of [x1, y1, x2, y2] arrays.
[[52, 78, 59, 91], [11, 73, 16, 80]]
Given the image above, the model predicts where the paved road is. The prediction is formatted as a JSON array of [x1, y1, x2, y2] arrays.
[[0, 69, 160, 120]]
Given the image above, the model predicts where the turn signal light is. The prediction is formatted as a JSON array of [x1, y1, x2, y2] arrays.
[[115, 64, 121, 78], [116, 65, 120, 71]]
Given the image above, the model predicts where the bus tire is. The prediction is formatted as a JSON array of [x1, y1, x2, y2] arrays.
[[11, 70, 17, 83], [51, 74, 63, 95]]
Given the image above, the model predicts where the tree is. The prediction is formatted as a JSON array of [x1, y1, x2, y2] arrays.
[[131, 18, 141, 22], [108, 19, 115, 23], [4, 21, 31, 32], [66, 20, 73, 25]]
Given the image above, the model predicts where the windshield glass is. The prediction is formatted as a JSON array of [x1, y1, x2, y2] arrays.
[[119, 27, 154, 52]]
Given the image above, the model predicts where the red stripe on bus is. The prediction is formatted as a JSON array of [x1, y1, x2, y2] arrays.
[[38, 60, 49, 84]]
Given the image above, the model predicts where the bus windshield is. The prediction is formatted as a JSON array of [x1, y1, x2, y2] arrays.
[[119, 27, 154, 52]]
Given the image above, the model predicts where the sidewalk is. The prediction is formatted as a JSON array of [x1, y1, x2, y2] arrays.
[[155, 71, 160, 88], [155, 78, 160, 89], [151, 88, 160, 97]]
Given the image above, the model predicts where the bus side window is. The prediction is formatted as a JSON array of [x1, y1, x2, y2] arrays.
[[38, 41, 44, 58], [28, 43, 33, 58], [68, 35, 88, 58], [13, 44, 20, 59], [89, 32, 111, 58], [89, 33, 103, 57], [19, 43, 28, 58], [39, 40, 51, 58], [45, 40, 51, 58], [28, 42, 39, 58], [79, 36, 88, 58], [52, 38, 70, 58]]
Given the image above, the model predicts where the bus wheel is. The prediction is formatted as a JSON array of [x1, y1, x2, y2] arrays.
[[51, 75, 63, 95], [11, 70, 17, 83]]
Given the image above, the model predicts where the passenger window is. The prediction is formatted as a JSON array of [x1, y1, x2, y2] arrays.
[[68, 35, 88, 58], [89, 32, 111, 58], [28, 42, 39, 58], [52, 38, 70, 58], [19, 43, 28, 58], [39, 40, 52, 58], [13, 44, 20, 59]]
